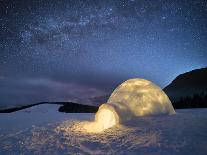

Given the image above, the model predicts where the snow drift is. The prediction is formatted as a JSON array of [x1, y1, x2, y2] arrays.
[[84, 78, 175, 133]]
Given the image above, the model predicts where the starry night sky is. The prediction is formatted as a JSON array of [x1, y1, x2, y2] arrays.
[[0, 0, 207, 107]]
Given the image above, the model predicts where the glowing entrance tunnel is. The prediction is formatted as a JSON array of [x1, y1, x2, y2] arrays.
[[83, 104, 119, 132], [84, 78, 175, 133]]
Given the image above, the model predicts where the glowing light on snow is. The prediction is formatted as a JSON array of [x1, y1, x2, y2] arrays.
[[83, 104, 119, 133], [107, 78, 176, 118], [83, 78, 175, 133]]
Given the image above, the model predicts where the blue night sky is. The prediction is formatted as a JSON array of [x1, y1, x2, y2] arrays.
[[0, 0, 207, 107]]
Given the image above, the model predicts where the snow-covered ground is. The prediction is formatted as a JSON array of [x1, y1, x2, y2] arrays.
[[0, 104, 207, 155]]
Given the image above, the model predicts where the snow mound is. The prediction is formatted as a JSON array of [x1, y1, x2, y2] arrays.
[[106, 78, 176, 122], [84, 78, 175, 132]]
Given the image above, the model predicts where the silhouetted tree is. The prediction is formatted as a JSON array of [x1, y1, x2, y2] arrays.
[[172, 92, 207, 109]]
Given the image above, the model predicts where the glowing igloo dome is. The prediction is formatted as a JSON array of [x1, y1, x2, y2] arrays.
[[83, 78, 175, 133]]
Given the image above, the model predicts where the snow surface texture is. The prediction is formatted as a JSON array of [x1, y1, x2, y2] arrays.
[[107, 78, 176, 120], [0, 106, 207, 155], [84, 79, 176, 132]]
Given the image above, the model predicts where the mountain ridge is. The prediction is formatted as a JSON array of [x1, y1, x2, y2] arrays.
[[164, 67, 207, 101]]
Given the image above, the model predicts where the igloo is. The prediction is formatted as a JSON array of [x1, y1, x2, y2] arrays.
[[84, 78, 176, 133]]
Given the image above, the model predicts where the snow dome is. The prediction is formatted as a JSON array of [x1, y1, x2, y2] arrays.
[[84, 78, 176, 133], [106, 78, 176, 121]]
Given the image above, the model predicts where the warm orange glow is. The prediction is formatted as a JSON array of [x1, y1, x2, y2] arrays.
[[96, 109, 116, 129], [107, 78, 176, 116], [83, 104, 119, 133], [81, 78, 175, 133]]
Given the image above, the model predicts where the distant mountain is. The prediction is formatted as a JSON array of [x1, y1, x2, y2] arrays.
[[0, 102, 98, 113], [164, 67, 207, 101], [2, 68, 207, 113]]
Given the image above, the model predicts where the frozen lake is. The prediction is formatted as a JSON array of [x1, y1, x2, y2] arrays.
[[0, 104, 207, 155]]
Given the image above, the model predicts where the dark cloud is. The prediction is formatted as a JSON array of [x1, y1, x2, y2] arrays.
[[0, 77, 106, 108]]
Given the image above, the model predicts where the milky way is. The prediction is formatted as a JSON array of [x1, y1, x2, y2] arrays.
[[0, 0, 207, 107]]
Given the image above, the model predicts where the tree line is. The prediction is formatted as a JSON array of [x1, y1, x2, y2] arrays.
[[172, 92, 207, 109]]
